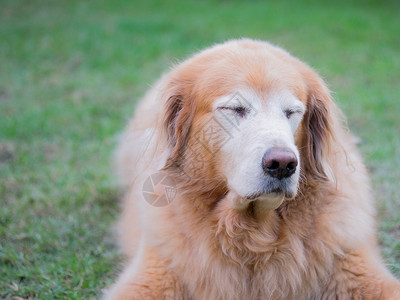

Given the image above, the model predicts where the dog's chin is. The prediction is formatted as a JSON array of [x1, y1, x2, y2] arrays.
[[228, 188, 295, 212], [246, 190, 286, 211]]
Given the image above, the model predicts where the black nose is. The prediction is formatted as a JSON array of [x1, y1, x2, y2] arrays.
[[262, 147, 298, 180]]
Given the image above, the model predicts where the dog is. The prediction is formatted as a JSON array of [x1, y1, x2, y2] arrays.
[[104, 39, 400, 299]]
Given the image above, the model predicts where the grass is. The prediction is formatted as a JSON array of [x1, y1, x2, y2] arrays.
[[1, 0, 399, 298]]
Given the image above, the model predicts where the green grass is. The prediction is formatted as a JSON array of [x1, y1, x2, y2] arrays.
[[1, 0, 399, 298]]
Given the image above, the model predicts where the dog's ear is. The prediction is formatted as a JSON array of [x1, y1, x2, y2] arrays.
[[300, 70, 337, 182], [162, 78, 195, 169]]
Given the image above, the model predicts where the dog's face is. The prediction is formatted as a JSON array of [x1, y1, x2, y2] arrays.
[[163, 40, 334, 211], [212, 89, 305, 209]]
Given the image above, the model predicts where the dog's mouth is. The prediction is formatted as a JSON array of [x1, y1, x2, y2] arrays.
[[247, 188, 283, 199], [228, 179, 297, 211], [246, 187, 295, 201], [245, 176, 298, 201]]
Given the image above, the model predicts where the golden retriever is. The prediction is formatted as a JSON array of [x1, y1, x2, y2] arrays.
[[104, 39, 400, 299]]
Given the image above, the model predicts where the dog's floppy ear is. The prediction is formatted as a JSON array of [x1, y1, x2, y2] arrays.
[[162, 78, 195, 169], [300, 70, 337, 182]]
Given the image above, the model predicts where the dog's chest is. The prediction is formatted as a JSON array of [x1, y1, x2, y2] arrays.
[[182, 237, 331, 300]]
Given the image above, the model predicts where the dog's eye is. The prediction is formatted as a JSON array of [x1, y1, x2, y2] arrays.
[[232, 106, 247, 117], [219, 106, 248, 118], [284, 109, 295, 119]]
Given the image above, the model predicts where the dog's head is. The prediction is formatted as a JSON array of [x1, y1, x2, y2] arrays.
[[162, 39, 336, 211]]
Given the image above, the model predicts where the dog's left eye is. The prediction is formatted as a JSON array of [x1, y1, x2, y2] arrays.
[[284, 109, 300, 119], [284, 109, 294, 119]]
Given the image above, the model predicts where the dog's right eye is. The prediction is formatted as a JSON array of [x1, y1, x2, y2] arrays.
[[232, 106, 247, 118], [219, 106, 248, 118]]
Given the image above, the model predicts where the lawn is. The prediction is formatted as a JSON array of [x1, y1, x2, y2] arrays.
[[0, 0, 399, 298]]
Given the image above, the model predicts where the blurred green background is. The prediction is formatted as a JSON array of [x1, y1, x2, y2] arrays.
[[1, 0, 399, 298]]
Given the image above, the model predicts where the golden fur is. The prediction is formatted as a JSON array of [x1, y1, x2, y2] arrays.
[[104, 39, 400, 299]]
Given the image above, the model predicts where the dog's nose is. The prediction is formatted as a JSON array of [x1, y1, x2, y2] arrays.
[[262, 147, 298, 179]]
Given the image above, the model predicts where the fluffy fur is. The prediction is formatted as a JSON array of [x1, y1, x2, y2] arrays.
[[104, 39, 400, 299]]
